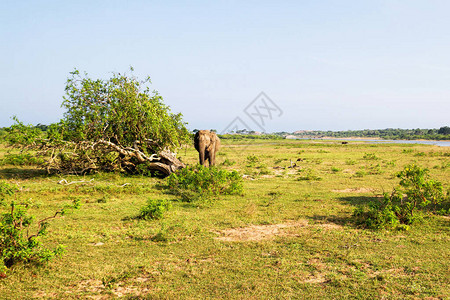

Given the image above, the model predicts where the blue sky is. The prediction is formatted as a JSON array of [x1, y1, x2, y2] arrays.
[[1, 0, 449, 132]]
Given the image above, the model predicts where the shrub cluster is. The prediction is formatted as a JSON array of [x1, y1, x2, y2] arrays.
[[0, 202, 66, 272], [0, 181, 79, 275], [353, 164, 449, 229], [0, 153, 45, 166], [167, 165, 243, 202], [137, 199, 171, 220]]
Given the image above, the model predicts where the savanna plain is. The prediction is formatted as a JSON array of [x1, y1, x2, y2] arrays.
[[0, 138, 449, 299]]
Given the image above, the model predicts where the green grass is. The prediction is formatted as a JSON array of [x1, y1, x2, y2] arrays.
[[0, 139, 449, 299]]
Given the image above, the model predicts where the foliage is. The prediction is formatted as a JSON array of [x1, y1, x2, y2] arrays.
[[0, 182, 16, 204], [137, 199, 171, 220], [438, 126, 450, 135], [61, 69, 189, 151], [0, 153, 45, 166], [167, 165, 244, 202], [0, 202, 66, 271], [0, 183, 80, 273], [219, 134, 284, 140], [3, 69, 190, 175], [288, 127, 450, 140], [353, 196, 401, 230], [353, 164, 448, 229], [246, 155, 259, 167]]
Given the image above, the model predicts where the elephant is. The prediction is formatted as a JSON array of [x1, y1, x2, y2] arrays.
[[194, 130, 220, 166]]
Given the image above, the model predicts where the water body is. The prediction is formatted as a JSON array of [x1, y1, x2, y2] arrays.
[[291, 138, 450, 147]]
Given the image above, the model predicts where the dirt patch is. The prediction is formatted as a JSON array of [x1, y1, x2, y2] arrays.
[[214, 220, 308, 242], [273, 168, 298, 176], [303, 273, 329, 284], [214, 220, 342, 242], [332, 188, 374, 193], [66, 277, 151, 299]]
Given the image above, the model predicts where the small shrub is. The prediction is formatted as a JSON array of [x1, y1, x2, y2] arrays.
[[353, 164, 449, 229], [167, 165, 243, 202], [221, 158, 236, 166], [353, 197, 400, 229], [363, 153, 378, 160], [0, 181, 79, 272], [0, 182, 16, 204], [138, 199, 171, 220], [397, 164, 446, 209], [246, 155, 259, 167], [414, 152, 426, 157], [331, 167, 341, 173]]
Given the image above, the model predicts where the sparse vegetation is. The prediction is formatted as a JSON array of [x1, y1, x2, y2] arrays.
[[0, 138, 448, 299]]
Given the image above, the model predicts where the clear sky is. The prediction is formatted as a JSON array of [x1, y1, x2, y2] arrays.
[[1, 0, 449, 132]]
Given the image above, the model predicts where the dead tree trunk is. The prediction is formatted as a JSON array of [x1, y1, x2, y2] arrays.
[[95, 140, 185, 176]]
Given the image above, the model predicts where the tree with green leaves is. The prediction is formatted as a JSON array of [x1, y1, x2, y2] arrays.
[[438, 126, 450, 135], [4, 69, 191, 176]]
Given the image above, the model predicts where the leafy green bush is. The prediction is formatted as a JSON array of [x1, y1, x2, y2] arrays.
[[246, 155, 259, 167], [353, 164, 449, 229], [167, 165, 243, 202], [0, 202, 67, 271], [331, 167, 341, 173], [0, 182, 16, 204], [138, 199, 171, 220], [0, 182, 79, 274], [0, 153, 45, 166], [353, 197, 401, 229], [221, 158, 236, 166]]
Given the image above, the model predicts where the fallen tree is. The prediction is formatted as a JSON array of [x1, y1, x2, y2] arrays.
[[4, 69, 190, 176]]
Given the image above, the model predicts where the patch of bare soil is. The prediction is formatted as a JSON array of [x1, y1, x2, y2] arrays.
[[302, 274, 329, 284], [214, 221, 307, 242], [273, 168, 298, 176], [214, 220, 342, 242], [64, 277, 152, 299], [332, 187, 375, 193]]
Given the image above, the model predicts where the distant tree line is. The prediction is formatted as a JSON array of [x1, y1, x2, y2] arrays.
[[219, 134, 284, 140], [284, 126, 450, 140], [2, 126, 449, 143]]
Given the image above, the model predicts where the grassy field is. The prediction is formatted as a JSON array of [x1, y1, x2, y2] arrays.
[[0, 139, 449, 299]]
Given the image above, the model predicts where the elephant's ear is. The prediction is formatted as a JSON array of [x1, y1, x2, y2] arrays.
[[215, 135, 221, 150]]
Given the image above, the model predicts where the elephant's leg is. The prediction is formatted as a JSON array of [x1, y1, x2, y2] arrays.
[[199, 148, 206, 165], [209, 148, 216, 166], [205, 150, 211, 166]]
